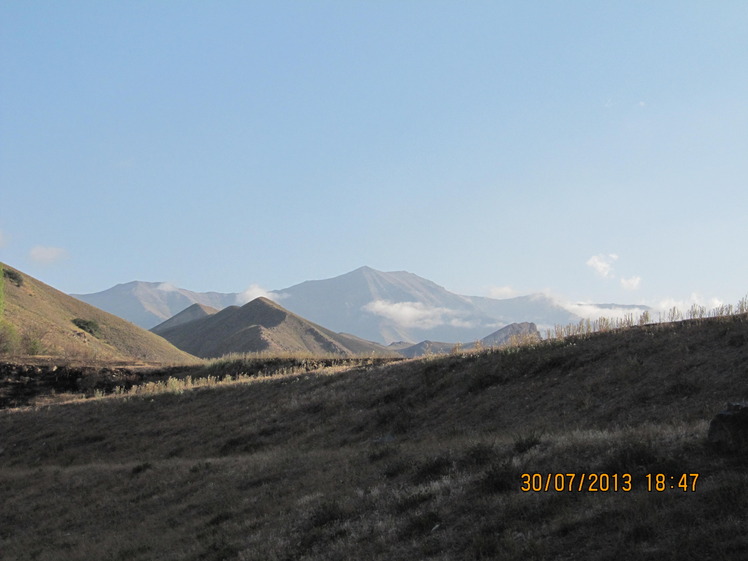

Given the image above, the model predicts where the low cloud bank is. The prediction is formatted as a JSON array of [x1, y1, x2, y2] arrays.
[[363, 300, 476, 330], [235, 284, 284, 305], [562, 302, 651, 321]]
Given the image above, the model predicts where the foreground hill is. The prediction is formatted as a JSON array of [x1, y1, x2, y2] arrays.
[[2, 312, 748, 559], [151, 297, 393, 358], [0, 263, 198, 364]]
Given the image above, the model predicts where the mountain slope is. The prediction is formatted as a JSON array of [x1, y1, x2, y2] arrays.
[[394, 322, 541, 357], [151, 303, 219, 335], [152, 297, 392, 358], [0, 263, 198, 364], [72, 281, 238, 329], [272, 266, 575, 344]]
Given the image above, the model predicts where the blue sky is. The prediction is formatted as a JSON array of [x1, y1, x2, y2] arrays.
[[1, 1, 747, 312]]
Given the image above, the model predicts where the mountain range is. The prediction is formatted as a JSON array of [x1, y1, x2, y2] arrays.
[[73, 266, 585, 344]]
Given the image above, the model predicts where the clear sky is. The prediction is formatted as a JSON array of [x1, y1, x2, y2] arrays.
[[1, 1, 747, 312]]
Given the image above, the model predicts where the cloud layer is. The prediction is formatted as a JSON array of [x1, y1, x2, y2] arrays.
[[236, 284, 282, 305], [488, 286, 518, 299], [587, 253, 642, 291], [363, 300, 475, 330], [29, 246, 68, 264], [586, 253, 618, 278]]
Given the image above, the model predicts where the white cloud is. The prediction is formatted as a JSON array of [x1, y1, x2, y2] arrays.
[[586, 254, 618, 278], [235, 284, 283, 305], [29, 245, 68, 264], [562, 301, 650, 321], [363, 300, 468, 330], [656, 293, 724, 315], [488, 286, 518, 299], [157, 282, 179, 292], [620, 276, 641, 290]]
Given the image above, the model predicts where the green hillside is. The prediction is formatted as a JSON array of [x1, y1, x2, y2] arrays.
[[2, 311, 748, 559], [0, 263, 198, 364]]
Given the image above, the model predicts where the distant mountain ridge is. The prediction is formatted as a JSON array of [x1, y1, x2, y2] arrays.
[[73, 266, 645, 345], [151, 297, 392, 358], [71, 282, 237, 330]]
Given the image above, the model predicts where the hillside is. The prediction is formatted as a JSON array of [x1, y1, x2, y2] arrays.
[[152, 296, 393, 358], [151, 302, 219, 335], [2, 312, 748, 559], [0, 263, 198, 364]]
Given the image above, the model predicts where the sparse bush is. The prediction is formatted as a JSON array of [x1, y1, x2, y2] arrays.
[[460, 442, 500, 468], [3, 267, 23, 287], [412, 453, 454, 483], [72, 318, 101, 337], [513, 430, 543, 454], [131, 462, 152, 475], [474, 460, 517, 494], [0, 321, 20, 354], [19, 325, 47, 355]]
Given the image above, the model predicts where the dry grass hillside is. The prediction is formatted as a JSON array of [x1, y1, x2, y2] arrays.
[[0, 263, 198, 364], [1, 312, 748, 560]]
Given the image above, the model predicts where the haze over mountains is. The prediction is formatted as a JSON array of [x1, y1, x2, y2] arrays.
[[73, 266, 643, 345]]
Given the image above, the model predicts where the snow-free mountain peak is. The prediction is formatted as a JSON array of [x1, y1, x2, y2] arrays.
[[73, 266, 592, 344]]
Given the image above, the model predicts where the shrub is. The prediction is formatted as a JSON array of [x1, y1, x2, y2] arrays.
[[513, 430, 543, 454], [72, 318, 101, 337], [3, 267, 23, 287], [0, 321, 20, 354]]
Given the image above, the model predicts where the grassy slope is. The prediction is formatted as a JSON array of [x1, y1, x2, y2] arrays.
[[1, 314, 748, 560], [0, 263, 198, 364]]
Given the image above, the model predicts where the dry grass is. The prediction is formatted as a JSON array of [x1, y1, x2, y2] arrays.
[[0, 262, 198, 364], [2, 313, 748, 559]]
